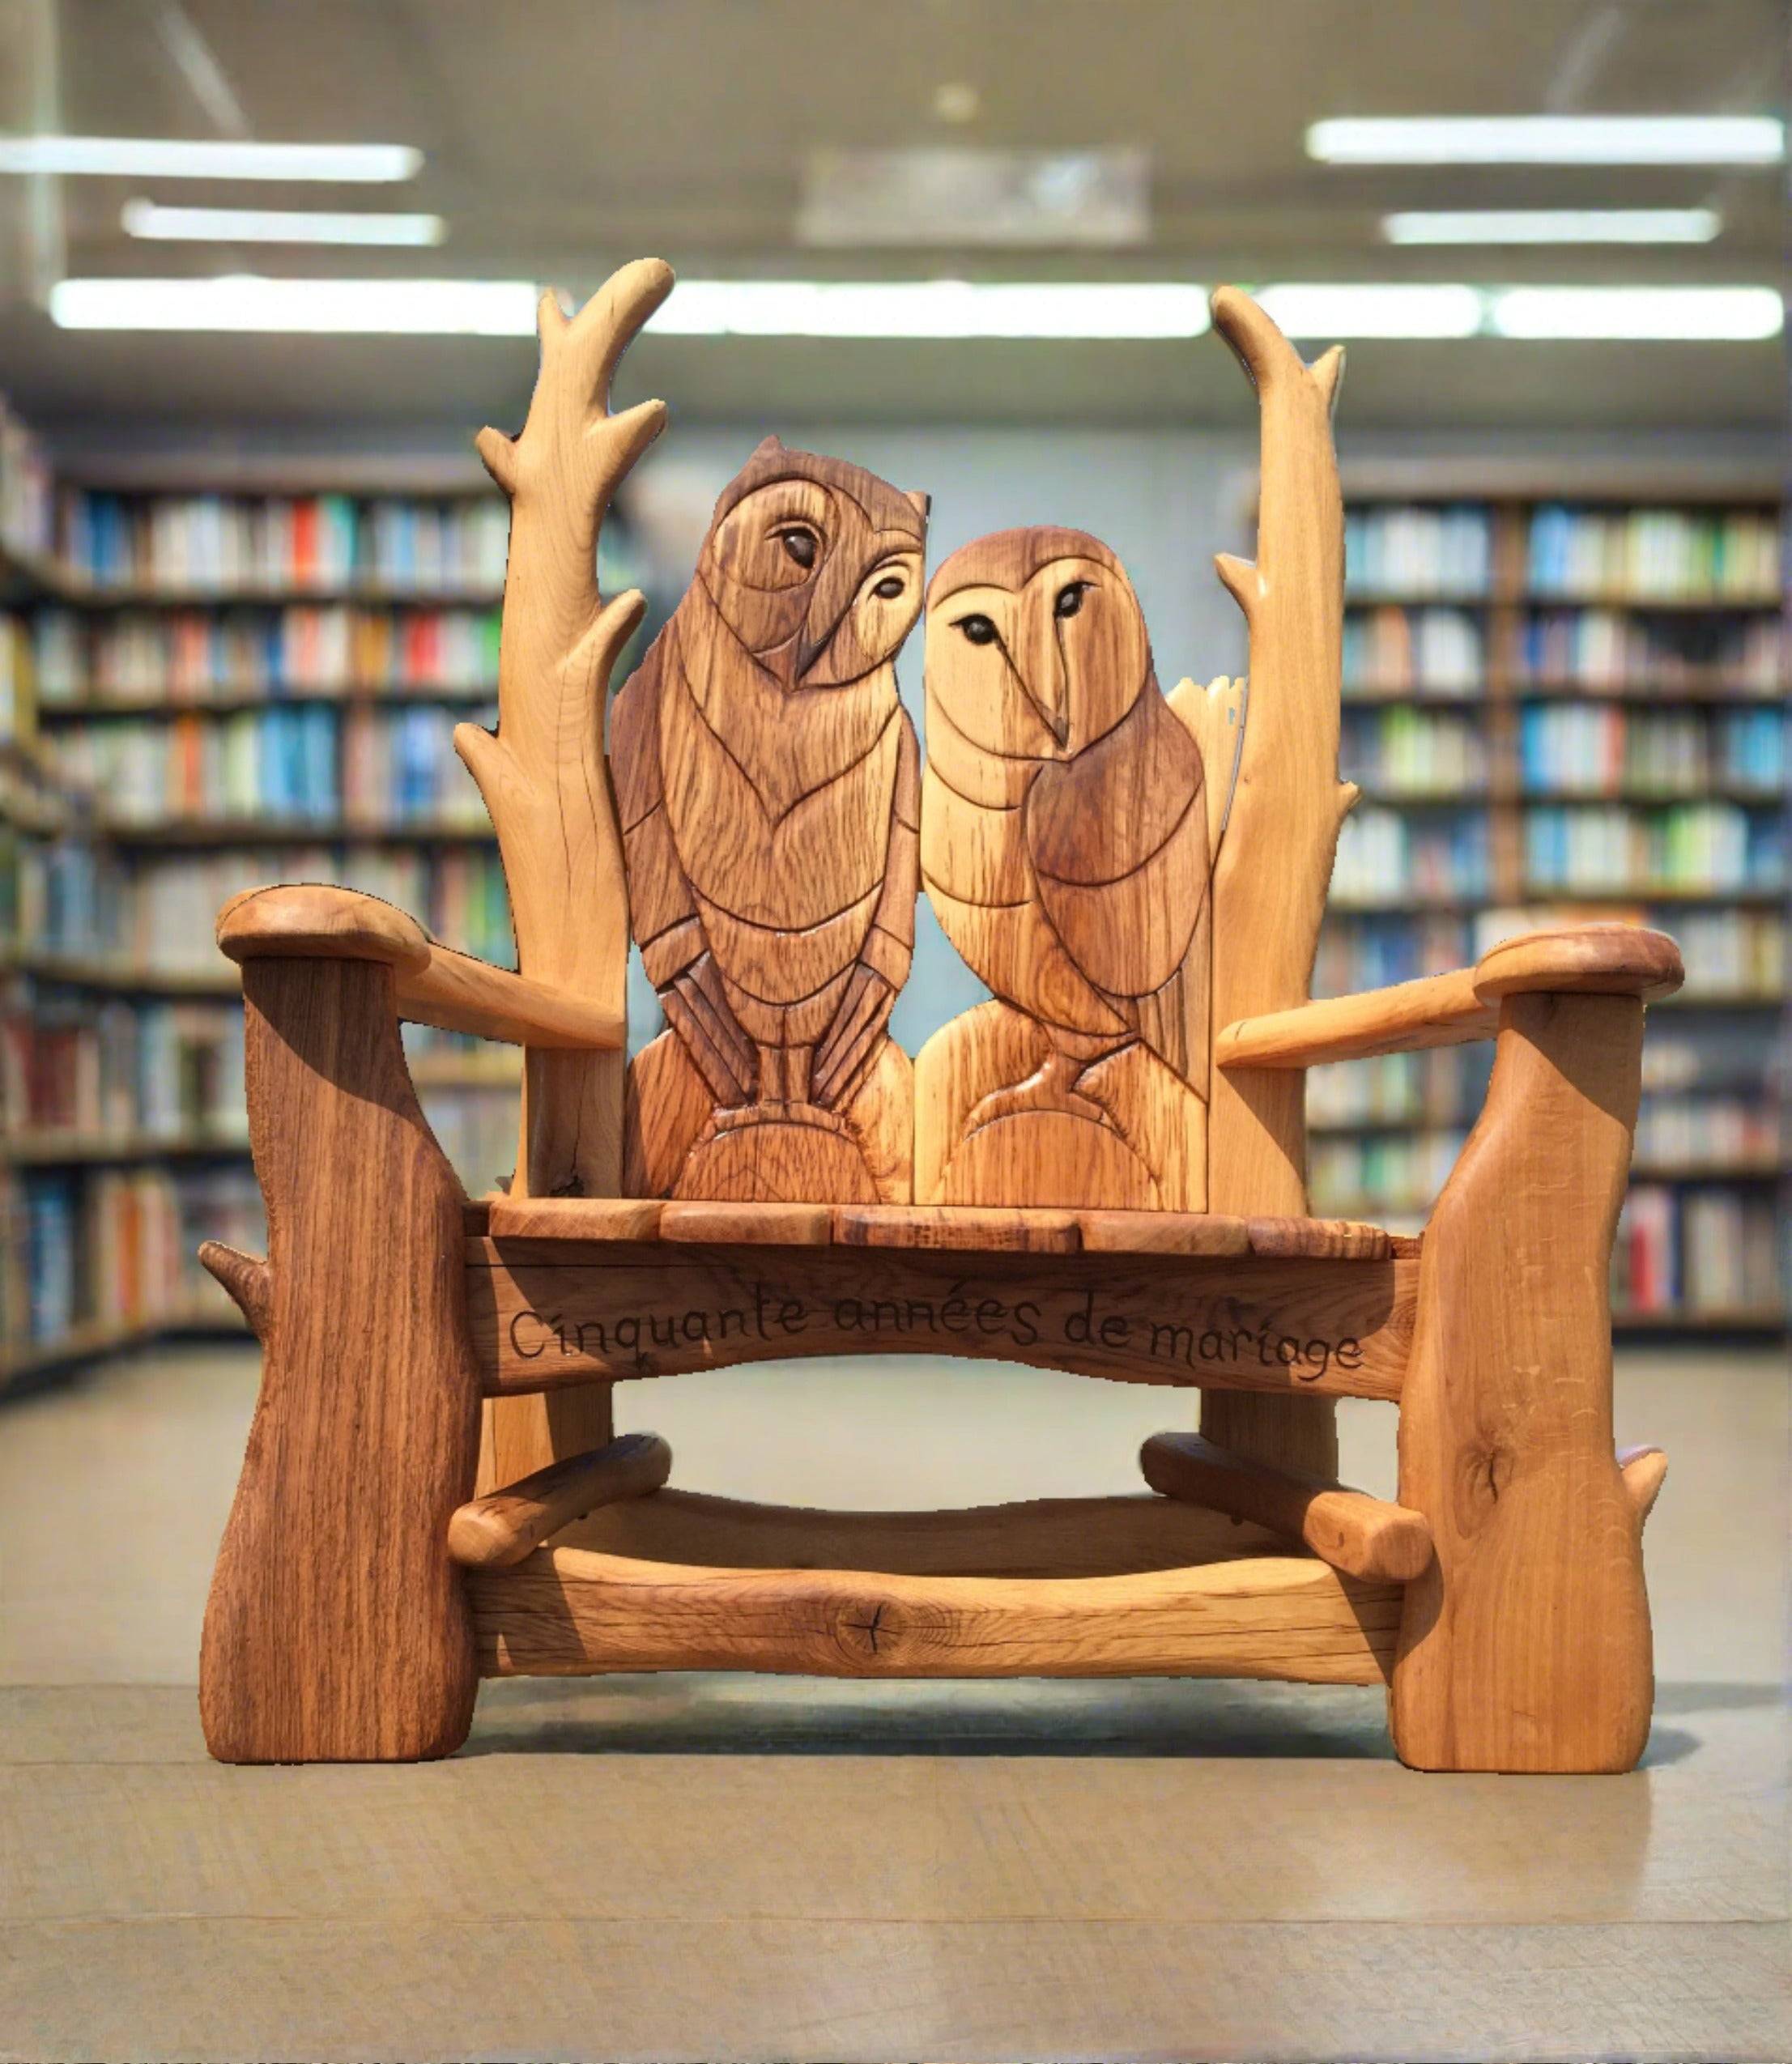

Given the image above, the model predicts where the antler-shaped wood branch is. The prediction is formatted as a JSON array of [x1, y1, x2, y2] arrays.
[[457, 257, 674, 1197], [1201, 285, 1351, 1478]]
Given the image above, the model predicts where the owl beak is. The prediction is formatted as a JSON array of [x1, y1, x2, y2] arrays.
[[1018, 603, 1071, 751]]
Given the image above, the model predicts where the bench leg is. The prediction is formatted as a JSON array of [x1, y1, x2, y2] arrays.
[[199, 957, 483, 1762], [1390, 991, 1654, 1772]]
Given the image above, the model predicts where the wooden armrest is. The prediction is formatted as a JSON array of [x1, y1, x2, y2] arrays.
[[216, 884, 624, 1052], [1217, 923, 1683, 1070]]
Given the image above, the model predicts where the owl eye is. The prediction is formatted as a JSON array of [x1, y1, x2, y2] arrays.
[[956, 614, 998, 646], [871, 574, 905, 601], [1053, 581, 1090, 619], [778, 527, 818, 569]]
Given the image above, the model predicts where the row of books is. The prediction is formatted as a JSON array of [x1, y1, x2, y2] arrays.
[[1341, 709, 1485, 795], [1523, 804, 1782, 896], [1520, 608, 1783, 692], [46, 706, 497, 828], [1342, 607, 1484, 696], [1306, 1045, 1488, 1129], [0, 1161, 262, 1355], [2, 997, 246, 1144], [31, 605, 504, 704], [0, 394, 54, 566], [1344, 504, 1492, 596], [0, 616, 32, 747], [1528, 504, 1780, 603], [1632, 1095, 1779, 1168], [1614, 1186, 1782, 1317], [424, 1084, 524, 1195], [1331, 808, 1489, 903], [1316, 905, 1784, 1003], [58, 491, 513, 595], [1309, 1128, 1467, 1217], [40, 845, 515, 974], [1517, 704, 1785, 795]]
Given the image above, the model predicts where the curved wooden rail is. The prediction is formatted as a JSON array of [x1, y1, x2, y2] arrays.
[[1141, 1430, 1432, 1582], [447, 1430, 672, 1568], [216, 883, 624, 1050], [470, 1545, 1401, 1684], [1216, 923, 1683, 1070]]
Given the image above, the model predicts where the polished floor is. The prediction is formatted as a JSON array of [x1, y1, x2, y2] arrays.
[[1, 1340, 1786, 2062]]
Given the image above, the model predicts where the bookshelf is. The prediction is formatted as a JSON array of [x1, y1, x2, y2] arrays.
[[1323, 479, 1786, 1331], [0, 415, 594, 1388]]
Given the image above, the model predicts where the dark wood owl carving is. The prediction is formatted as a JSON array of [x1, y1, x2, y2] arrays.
[[614, 436, 928, 1203], [917, 526, 1213, 1211]]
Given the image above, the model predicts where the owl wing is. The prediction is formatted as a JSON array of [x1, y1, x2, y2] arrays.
[[612, 630, 756, 1103], [1025, 689, 1210, 1078]]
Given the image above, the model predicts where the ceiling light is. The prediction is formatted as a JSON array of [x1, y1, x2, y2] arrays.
[[1308, 115, 1784, 165], [49, 275, 534, 333], [1384, 207, 1722, 245], [121, 200, 445, 245], [1488, 285, 1783, 339], [0, 135, 421, 181], [1251, 283, 1482, 338], [649, 279, 1211, 338]]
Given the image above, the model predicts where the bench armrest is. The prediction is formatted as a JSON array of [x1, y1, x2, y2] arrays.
[[216, 884, 624, 1052], [1216, 923, 1683, 1070]]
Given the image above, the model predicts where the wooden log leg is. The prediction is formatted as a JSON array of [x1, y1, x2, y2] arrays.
[[479, 1045, 624, 1489], [1202, 1069, 1340, 1480], [1390, 991, 1653, 1772], [199, 958, 483, 1762]]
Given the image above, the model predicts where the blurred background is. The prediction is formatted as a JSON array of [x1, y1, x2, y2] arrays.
[[0, 0, 1783, 1395]]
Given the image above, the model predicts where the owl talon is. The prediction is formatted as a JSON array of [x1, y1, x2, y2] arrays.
[[962, 1047, 1115, 1137]]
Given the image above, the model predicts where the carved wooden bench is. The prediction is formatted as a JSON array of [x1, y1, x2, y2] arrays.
[[197, 261, 1681, 1772]]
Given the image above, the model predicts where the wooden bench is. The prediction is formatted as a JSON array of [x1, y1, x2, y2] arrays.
[[195, 260, 1679, 1772]]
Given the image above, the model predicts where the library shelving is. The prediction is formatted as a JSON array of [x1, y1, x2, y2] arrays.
[[1325, 479, 1786, 1330], [0, 411, 610, 1385]]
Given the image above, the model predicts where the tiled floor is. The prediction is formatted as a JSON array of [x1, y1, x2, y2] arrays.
[[0, 1341, 1786, 2060]]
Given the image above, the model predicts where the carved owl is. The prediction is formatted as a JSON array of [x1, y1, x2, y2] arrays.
[[612, 438, 927, 1191], [919, 527, 1211, 1194]]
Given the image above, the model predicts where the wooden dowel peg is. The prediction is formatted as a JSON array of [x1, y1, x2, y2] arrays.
[[448, 1431, 672, 1568], [1141, 1430, 1432, 1584], [1618, 1445, 1668, 1528]]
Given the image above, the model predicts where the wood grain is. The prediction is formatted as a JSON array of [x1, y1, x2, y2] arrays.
[[1141, 1431, 1432, 1583], [199, 958, 483, 1762], [487, 1196, 664, 1241], [613, 437, 926, 1204], [917, 529, 1210, 1213], [1200, 287, 1353, 1482], [458, 260, 671, 1202], [466, 1240, 1415, 1400], [447, 1431, 671, 1568], [555, 1486, 1293, 1575], [1390, 992, 1655, 1772], [218, 885, 626, 1049], [1216, 924, 1685, 1069], [472, 1546, 1400, 1683]]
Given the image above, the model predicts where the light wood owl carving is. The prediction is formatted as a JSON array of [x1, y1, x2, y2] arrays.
[[916, 527, 1212, 1211], [614, 437, 927, 1203]]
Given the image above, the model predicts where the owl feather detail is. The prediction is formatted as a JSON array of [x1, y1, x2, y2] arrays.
[[922, 527, 1211, 1094], [613, 439, 927, 1174]]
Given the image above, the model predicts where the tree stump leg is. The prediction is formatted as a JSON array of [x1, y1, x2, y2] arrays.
[[1389, 992, 1654, 1772], [199, 958, 483, 1762]]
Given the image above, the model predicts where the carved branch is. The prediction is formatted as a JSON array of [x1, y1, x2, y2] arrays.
[[1199, 285, 1351, 1479], [455, 257, 674, 1198]]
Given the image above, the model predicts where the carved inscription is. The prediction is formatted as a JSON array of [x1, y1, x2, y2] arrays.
[[466, 1246, 1414, 1402]]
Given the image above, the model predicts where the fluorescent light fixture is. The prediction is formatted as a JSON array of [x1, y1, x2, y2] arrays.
[[45, 273, 1787, 345], [1253, 282, 1482, 337], [0, 134, 420, 181], [1309, 114, 1784, 165], [1384, 207, 1722, 245], [1488, 285, 1783, 339], [649, 279, 1211, 338], [121, 200, 445, 245], [50, 275, 534, 334]]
